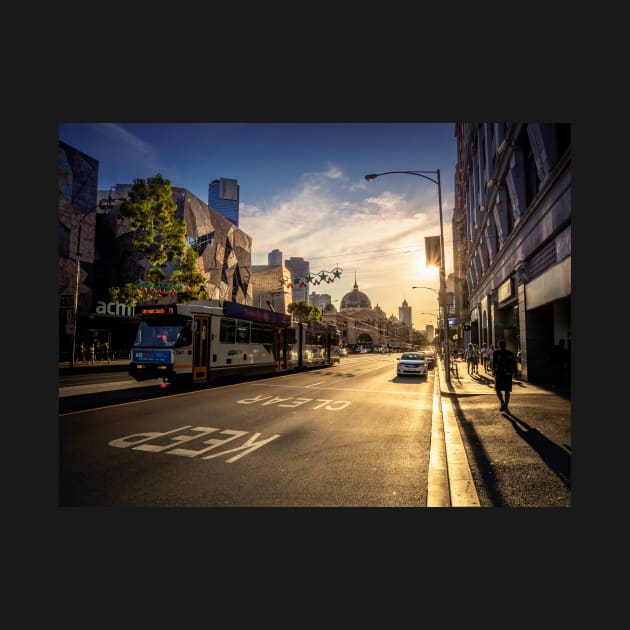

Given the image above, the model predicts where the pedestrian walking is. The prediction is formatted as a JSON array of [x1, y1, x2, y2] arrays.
[[89, 341, 96, 365], [492, 339, 518, 412], [471, 344, 480, 374], [480, 343, 490, 373], [486, 344, 495, 373], [79, 341, 86, 363], [464, 343, 476, 375]]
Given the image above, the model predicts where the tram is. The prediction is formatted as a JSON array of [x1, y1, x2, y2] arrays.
[[128, 300, 340, 386]]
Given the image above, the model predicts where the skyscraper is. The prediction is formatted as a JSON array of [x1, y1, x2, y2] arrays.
[[399, 298, 411, 327], [284, 256, 310, 304], [208, 178, 239, 225], [268, 249, 283, 265]]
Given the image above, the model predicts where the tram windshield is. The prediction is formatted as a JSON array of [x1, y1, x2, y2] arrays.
[[133, 319, 193, 348]]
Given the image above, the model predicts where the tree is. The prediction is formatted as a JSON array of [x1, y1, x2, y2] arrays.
[[109, 174, 200, 306], [287, 301, 322, 322], [170, 247, 210, 302], [118, 173, 186, 266]]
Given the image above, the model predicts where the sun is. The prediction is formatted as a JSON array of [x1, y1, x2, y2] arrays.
[[415, 262, 439, 282]]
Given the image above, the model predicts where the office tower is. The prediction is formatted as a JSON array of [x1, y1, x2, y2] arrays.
[[268, 249, 283, 266], [284, 256, 310, 304], [208, 178, 239, 225]]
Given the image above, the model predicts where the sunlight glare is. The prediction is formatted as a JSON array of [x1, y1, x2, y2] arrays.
[[416, 262, 439, 281]]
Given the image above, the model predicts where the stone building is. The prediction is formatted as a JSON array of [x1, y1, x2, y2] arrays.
[[452, 122, 571, 384]]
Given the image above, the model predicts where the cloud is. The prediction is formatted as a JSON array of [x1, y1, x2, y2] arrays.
[[239, 165, 451, 318], [93, 124, 153, 155], [91, 124, 163, 175]]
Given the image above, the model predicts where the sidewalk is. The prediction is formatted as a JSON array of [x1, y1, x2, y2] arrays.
[[437, 357, 571, 400], [59, 358, 130, 376], [431, 356, 571, 507]]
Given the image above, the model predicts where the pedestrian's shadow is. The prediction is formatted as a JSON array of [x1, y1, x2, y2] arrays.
[[502, 410, 571, 490], [470, 372, 495, 388]]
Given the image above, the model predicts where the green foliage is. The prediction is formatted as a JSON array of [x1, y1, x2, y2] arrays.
[[287, 300, 322, 322], [109, 283, 143, 306], [118, 174, 186, 267], [170, 248, 210, 303], [108, 173, 216, 307], [146, 268, 166, 284]]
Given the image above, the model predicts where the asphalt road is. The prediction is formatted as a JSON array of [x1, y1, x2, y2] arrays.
[[59, 354, 436, 507], [58, 353, 571, 508]]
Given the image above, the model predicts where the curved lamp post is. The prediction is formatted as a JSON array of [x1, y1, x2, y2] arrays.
[[365, 170, 450, 382]]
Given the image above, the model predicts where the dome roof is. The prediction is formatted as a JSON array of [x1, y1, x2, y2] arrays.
[[340, 277, 372, 309]]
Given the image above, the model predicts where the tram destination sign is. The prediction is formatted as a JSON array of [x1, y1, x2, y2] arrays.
[[138, 305, 176, 316]]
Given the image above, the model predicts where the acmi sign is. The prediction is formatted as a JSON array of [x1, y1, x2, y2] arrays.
[[95, 301, 136, 317]]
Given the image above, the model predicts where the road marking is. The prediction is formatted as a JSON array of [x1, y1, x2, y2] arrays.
[[257, 383, 429, 396], [237, 394, 351, 410], [108, 426, 280, 462]]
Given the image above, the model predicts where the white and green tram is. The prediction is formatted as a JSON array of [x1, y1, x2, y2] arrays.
[[129, 300, 340, 386]]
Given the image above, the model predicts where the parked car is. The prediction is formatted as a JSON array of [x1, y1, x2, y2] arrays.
[[336, 347, 348, 357], [396, 352, 428, 377], [423, 350, 436, 369]]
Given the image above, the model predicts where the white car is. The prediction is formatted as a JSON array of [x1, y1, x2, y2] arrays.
[[396, 352, 428, 377]]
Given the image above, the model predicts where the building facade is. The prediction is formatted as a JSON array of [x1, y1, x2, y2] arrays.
[[268, 249, 283, 266], [319, 278, 412, 352], [452, 122, 571, 385], [284, 256, 310, 304], [398, 298, 412, 327], [309, 292, 333, 313], [208, 178, 240, 226], [59, 142, 254, 362], [250, 264, 292, 312]]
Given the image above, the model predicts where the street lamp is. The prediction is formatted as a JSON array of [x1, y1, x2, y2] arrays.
[[69, 190, 127, 369], [365, 170, 450, 382]]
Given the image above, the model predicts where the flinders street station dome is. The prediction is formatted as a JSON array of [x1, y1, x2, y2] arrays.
[[340, 276, 372, 309]]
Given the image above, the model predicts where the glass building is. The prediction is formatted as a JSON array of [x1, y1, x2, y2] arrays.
[[208, 178, 239, 226]]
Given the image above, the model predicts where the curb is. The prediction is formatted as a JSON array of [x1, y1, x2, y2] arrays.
[[429, 358, 481, 508]]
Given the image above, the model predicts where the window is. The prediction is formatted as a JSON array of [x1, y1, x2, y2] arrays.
[[251, 322, 274, 345], [220, 318, 236, 343], [187, 232, 215, 256], [236, 320, 250, 344]]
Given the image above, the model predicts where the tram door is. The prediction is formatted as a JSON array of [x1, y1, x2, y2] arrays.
[[193, 316, 209, 384], [276, 327, 288, 370]]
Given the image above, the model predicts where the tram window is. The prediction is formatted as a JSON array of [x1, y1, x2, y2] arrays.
[[176, 324, 192, 346], [236, 320, 250, 344], [251, 322, 274, 345], [220, 318, 236, 343], [286, 327, 296, 344]]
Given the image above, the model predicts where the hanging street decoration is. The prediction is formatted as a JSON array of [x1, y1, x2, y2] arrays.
[[135, 265, 343, 295], [136, 280, 183, 296], [281, 266, 343, 289]]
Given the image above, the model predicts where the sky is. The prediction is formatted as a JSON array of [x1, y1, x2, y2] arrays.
[[58, 122, 457, 330]]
